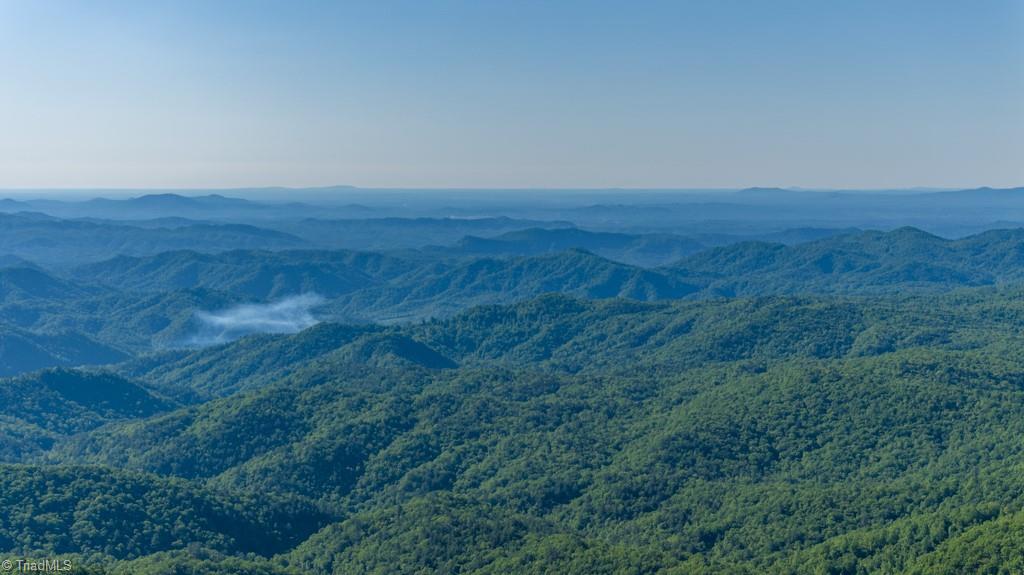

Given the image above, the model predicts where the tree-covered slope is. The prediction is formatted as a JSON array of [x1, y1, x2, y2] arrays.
[[672, 227, 1024, 295], [70, 250, 411, 300], [0, 266, 100, 301], [83, 286, 1024, 428], [0, 465, 330, 560], [2, 288, 241, 353], [6, 225, 1024, 379], [115, 293, 888, 399], [329, 250, 701, 322], [63, 226, 1024, 328], [14, 226, 1024, 572], [0, 369, 173, 461], [118, 323, 385, 398], [0, 327, 129, 378], [35, 289, 1024, 572], [0, 212, 308, 266], [265, 216, 574, 251], [56, 346, 1024, 573], [442, 227, 705, 266]]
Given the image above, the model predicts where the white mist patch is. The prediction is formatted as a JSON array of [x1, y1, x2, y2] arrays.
[[190, 294, 324, 346]]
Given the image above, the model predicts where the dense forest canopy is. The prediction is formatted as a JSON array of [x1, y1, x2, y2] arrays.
[[3, 188, 1024, 573]]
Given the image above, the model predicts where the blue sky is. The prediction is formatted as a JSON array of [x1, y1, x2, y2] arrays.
[[1, 0, 1021, 189]]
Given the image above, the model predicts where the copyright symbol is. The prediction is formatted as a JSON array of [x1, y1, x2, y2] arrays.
[[1, 559, 12, 571]]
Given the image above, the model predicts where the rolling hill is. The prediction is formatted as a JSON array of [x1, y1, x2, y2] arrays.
[[0, 464, 329, 560], [0, 327, 128, 378], [69, 249, 416, 299], [264, 216, 575, 251], [34, 289, 1024, 572], [671, 227, 1024, 295], [329, 249, 702, 322], [440, 227, 705, 266], [0, 212, 308, 265], [0, 368, 172, 461]]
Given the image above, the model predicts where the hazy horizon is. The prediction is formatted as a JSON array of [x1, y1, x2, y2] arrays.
[[0, 184, 1007, 195]]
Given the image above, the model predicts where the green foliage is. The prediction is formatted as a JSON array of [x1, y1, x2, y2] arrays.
[[71, 250, 409, 300], [118, 323, 383, 399], [108, 549, 302, 575], [675, 227, 1024, 295], [25, 290, 1024, 572], [904, 510, 1024, 574], [12, 227, 1024, 571], [0, 368, 174, 461], [327, 250, 701, 322], [286, 493, 552, 574], [0, 465, 330, 560]]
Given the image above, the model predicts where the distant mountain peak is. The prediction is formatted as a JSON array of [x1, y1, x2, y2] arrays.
[[886, 226, 940, 238], [736, 187, 793, 195], [130, 193, 193, 204]]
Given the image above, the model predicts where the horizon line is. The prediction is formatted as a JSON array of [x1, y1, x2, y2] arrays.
[[0, 185, 1014, 194]]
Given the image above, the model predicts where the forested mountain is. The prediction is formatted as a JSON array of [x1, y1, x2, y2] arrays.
[[112, 294, 879, 400], [17, 289, 1024, 573], [70, 250, 410, 299], [60, 226, 1024, 327], [117, 323, 384, 398], [327, 250, 702, 322], [7, 197, 1024, 573], [0, 281, 240, 354], [438, 227, 705, 266], [672, 226, 1024, 295], [0, 266, 100, 301], [0, 327, 128, 378], [67, 248, 699, 324], [0, 369, 172, 461], [0, 465, 330, 559], [0, 212, 307, 266], [263, 217, 575, 251], [8, 226, 1024, 374]]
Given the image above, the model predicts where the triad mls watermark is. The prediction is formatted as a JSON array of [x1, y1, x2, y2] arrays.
[[0, 559, 73, 573]]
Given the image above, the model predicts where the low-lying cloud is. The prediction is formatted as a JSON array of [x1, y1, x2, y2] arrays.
[[190, 293, 324, 346]]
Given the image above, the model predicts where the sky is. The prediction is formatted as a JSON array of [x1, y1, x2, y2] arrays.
[[0, 0, 1022, 189]]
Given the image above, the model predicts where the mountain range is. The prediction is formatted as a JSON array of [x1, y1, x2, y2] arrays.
[[2, 288, 1019, 573], [5, 190, 1024, 572], [5, 225, 1024, 379]]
